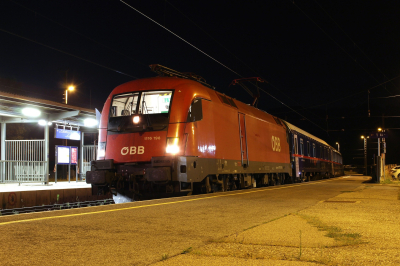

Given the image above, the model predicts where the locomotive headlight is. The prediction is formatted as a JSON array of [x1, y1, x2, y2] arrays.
[[133, 115, 140, 124], [166, 137, 179, 154], [97, 142, 106, 160]]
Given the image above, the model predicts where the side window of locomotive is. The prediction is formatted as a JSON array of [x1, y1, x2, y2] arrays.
[[307, 141, 310, 156], [300, 138, 304, 155], [312, 143, 316, 157], [294, 137, 298, 154], [187, 99, 203, 122]]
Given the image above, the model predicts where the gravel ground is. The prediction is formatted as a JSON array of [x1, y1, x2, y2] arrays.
[[154, 182, 400, 265]]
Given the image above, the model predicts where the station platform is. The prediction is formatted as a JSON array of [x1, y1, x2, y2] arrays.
[[0, 181, 111, 210]]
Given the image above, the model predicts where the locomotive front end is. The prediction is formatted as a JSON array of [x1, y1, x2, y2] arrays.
[[86, 77, 195, 199]]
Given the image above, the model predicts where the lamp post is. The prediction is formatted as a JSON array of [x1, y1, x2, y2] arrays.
[[377, 127, 382, 156], [335, 142, 340, 152], [361, 136, 368, 175], [64, 85, 75, 104]]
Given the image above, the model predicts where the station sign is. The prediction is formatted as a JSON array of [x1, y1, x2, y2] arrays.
[[54, 128, 81, 140], [56, 145, 78, 165], [369, 132, 388, 139]]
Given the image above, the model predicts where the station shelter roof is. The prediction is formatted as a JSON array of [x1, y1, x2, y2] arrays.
[[0, 90, 98, 131]]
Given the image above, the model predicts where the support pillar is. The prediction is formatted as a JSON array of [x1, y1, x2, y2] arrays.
[[44, 123, 49, 184], [1, 123, 5, 183], [80, 132, 84, 182]]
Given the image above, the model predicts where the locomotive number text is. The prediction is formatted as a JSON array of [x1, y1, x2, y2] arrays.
[[271, 136, 281, 152], [121, 146, 145, 155]]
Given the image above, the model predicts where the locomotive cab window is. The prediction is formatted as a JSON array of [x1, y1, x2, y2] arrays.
[[108, 90, 173, 133], [187, 98, 203, 122]]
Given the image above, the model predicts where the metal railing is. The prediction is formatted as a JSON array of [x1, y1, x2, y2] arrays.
[[81, 145, 97, 179], [0, 160, 47, 183], [1, 140, 47, 183], [5, 140, 45, 161]]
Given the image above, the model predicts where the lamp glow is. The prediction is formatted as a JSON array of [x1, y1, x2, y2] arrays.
[[166, 137, 179, 154], [133, 116, 140, 124], [22, 107, 41, 117], [84, 118, 98, 127]]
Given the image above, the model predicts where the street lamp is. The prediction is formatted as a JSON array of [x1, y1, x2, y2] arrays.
[[335, 142, 340, 152], [65, 85, 75, 104]]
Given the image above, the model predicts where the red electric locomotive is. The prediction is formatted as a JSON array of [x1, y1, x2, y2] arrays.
[[86, 65, 293, 199]]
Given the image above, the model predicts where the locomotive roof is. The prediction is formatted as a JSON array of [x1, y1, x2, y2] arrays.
[[284, 121, 330, 147]]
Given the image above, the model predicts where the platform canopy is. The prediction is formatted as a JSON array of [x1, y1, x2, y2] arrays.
[[0, 90, 98, 129]]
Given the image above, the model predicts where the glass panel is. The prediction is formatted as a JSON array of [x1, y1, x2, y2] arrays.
[[187, 99, 203, 122], [138, 91, 172, 114], [111, 92, 139, 117], [300, 138, 303, 155]]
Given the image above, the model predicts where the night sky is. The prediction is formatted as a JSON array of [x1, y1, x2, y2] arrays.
[[0, 0, 399, 165]]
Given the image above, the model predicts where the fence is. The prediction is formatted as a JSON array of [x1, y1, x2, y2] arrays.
[[81, 145, 97, 180], [0, 161, 47, 183], [0, 140, 47, 183]]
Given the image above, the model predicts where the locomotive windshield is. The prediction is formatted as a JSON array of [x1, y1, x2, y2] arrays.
[[108, 90, 173, 133]]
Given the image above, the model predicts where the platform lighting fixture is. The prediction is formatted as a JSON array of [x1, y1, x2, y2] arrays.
[[38, 120, 52, 126], [378, 127, 382, 132], [83, 118, 98, 127], [22, 107, 41, 117]]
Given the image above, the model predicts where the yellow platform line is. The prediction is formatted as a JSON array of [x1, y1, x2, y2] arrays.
[[0, 178, 338, 226]]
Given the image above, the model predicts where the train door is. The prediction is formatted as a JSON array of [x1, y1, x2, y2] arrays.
[[293, 134, 299, 177], [238, 113, 249, 167]]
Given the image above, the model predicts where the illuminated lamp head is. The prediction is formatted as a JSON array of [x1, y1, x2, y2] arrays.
[[133, 116, 140, 124], [22, 107, 41, 117], [166, 137, 179, 154]]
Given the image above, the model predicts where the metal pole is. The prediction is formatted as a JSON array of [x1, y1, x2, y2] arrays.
[[44, 123, 49, 184], [68, 146, 71, 183], [80, 132, 84, 182], [1, 123, 5, 183], [378, 138, 380, 156], [364, 138, 367, 175]]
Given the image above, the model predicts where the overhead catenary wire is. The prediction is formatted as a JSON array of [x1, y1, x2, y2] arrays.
[[163, 0, 324, 123], [119, 0, 243, 78], [312, 0, 399, 94], [0, 27, 139, 80], [292, 1, 392, 96], [6, 0, 148, 68], [120, 0, 328, 132]]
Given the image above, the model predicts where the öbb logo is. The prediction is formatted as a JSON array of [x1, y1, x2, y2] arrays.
[[121, 146, 145, 155], [271, 136, 281, 152]]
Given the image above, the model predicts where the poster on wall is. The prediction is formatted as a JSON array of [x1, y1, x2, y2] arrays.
[[71, 147, 78, 165], [56, 146, 70, 164]]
